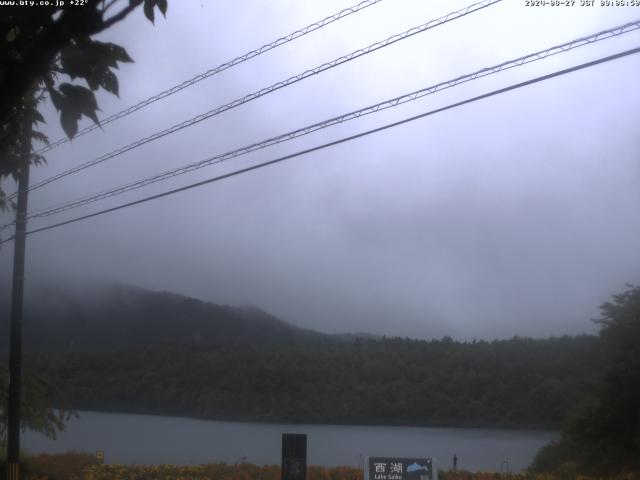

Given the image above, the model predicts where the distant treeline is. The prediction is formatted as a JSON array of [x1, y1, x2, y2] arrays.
[[23, 335, 603, 429]]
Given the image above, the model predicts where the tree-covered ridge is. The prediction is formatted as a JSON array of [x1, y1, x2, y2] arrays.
[[24, 335, 603, 429], [0, 284, 328, 352]]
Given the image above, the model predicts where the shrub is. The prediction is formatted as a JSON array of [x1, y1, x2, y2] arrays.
[[25, 451, 98, 480]]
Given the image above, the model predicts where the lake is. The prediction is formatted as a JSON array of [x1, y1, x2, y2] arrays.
[[23, 411, 557, 473]]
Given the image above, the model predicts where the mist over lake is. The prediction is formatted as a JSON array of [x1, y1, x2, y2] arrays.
[[23, 412, 557, 473]]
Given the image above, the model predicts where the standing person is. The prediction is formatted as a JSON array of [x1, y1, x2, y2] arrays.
[[453, 454, 458, 472]]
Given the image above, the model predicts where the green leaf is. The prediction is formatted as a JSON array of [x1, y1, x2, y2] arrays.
[[60, 108, 80, 139], [31, 109, 45, 124], [59, 83, 98, 108], [100, 70, 119, 97], [60, 41, 132, 95], [49, 89, 64, 111], [60, 43, 87, 79], [31, 130, 49, 146], [30, 153, 47, 167], [144, 0, 155, 23], [85, 70, 101, 91], [92, 41, 127, 68], [58, 83, 101, 132], [107, 43, 133, 63], [5, 27, 17, 43], [157, 0, 167, 16]]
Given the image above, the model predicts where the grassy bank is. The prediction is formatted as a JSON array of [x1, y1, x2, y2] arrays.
[[3, 453, 640, 480], [3, 454, 363, 480]]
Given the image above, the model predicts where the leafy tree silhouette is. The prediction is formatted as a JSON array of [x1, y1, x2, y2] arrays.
[[531, 285, 640, 475], [0, 0, 168, 210], [0, 0, 169, 442]]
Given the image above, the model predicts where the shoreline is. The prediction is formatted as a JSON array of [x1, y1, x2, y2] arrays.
[[69, 408, 561, 433]]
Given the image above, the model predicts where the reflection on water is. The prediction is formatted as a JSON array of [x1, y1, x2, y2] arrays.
[[23, 411, 557, 472]]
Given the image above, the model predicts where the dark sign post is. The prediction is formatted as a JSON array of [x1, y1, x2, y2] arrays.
[[368, 458, 433, 480], [282, 434, 307, 480]]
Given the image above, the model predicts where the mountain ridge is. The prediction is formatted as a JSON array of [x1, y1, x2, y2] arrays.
[[0, 282, 332, 352]]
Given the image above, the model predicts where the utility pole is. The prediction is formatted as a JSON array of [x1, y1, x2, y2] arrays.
[[6, 112, 32, 480]]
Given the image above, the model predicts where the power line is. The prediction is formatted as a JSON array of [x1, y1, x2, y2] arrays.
[[18, 0, 503, 197], [19, 19, 640, 223], [1, 45, 636, 245], [35, 0, 386, 155]]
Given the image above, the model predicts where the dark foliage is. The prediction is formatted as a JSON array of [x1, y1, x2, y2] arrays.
[[21, 334, 603, 429], [530, 285, 640, 475], [0, 362, 74, 442], [0, 0, 168, 210]]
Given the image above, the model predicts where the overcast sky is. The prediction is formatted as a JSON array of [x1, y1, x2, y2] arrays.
[[1, 0, 639, 340]]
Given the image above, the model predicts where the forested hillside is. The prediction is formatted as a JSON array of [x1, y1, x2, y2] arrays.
[[0, 284, 327, 352], [23, 335, 603, 429]]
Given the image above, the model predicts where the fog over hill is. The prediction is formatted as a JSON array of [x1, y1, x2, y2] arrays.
[[0, 283, 330, 352]]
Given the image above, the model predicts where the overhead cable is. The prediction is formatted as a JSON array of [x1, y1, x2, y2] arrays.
[[20, 19, 640, 222], [18, 0, 503, 198], [36, 0, 386, 154], [1, 45, 636, 245]]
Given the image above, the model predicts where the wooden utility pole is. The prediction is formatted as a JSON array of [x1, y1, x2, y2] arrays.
[[6, 113, 32, 480]]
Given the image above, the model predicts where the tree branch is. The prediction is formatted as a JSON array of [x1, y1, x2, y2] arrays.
[[102, 0, 120, 14], [101, 3, 138, 30]]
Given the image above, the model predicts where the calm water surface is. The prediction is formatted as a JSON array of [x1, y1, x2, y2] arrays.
[[23, 411, 557, 472]]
